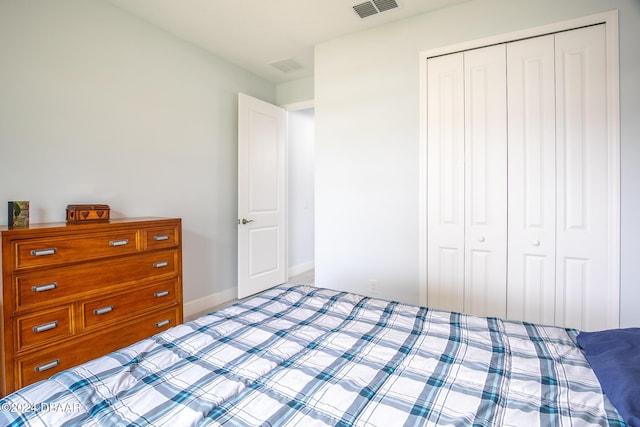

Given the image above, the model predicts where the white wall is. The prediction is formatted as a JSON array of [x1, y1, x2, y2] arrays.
[[0, 0, 276, 314], [287, 109, 315, 276], [315, 0, 640, 327], [276, 77, 314, 107]]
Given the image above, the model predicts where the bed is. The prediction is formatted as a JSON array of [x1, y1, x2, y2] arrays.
[[0, 284, 632, 426]]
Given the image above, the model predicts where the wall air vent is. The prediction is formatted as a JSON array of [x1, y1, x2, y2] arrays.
[[353, 0, 399, 19], [269, 58, 304, 74]]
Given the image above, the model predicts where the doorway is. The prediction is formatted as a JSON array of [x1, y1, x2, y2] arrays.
[[287, 107, 315, 283]]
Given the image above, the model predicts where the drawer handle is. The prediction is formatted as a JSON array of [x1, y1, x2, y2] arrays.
[[31, 248, 57, 257], [34, 359, 60, 373], [32, 282, 58, 293], [109, 239, 129, 247], [153, 261, 169, 268], [32, 321, 58, 333], [153, 235, 170, 241], [93, 306, 114, 315], [155, 319, 170, 328], [154, 290, 170, 298]]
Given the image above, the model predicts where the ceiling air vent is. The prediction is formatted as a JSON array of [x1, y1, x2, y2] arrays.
[[353, 0, 399, 18], [373, 0, 399, 12], [269, 58, 304, 74]]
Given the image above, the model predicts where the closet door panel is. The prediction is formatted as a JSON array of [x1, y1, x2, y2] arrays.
[[555, 25, 610, 331], [426, 53, 465, 312], [506, 35, 556, 325], [463, 45, 507, 318], [466, 249, 500, 317]]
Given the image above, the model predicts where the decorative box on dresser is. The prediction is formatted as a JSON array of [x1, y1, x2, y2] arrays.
[[0, 217, 183, 396]]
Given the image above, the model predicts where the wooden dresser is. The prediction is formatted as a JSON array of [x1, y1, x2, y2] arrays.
[[0, 217, 183, 396]]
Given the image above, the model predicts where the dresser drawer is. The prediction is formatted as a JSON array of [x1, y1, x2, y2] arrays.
[[16, 306, 73, 352], [15, 307, 180, 389], [13, 230, 140, 270], [17, 353, 77, 389], [82, 279, 179, 329], [15, 249, 179, 310], [143, 225, 179, 250]]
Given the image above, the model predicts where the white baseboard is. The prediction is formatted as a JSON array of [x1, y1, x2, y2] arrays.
[[183, 287, 237, 320], [288, 261, 314, 278], [184, 262, 314, 321]]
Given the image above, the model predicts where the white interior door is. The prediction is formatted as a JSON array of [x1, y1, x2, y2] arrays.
[[238, 93, 287, 299]]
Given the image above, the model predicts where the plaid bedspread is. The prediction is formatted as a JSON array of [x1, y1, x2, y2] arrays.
[[0, 285, 625, 426]]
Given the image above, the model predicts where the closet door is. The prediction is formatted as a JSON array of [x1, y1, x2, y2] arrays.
[[507, 25, 614, 331], [424, 18, 618, 331], [426, 53, 465, 313], [426, 46, 507, 317], [506, 35, 557, 325], [554, 25, 611, 331], [463, 45, 508, 318]]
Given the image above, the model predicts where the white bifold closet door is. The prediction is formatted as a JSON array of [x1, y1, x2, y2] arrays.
[[427, 45, 507, 319], [506, 35, 557, 326], [554, 26, 611, 331], [463, 46, 508, 318], [427, 24, 617, 331], [426, 53, 465, 314], [507, 25, 610, 330]]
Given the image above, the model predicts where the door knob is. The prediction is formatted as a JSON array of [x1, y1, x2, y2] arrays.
[[239, 218, 254, 225]]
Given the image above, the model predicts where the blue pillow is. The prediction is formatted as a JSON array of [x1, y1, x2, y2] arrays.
[[577, 328, 640, 427]]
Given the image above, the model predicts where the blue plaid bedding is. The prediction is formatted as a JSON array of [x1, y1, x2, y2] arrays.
[[0, 285, 625, 426]]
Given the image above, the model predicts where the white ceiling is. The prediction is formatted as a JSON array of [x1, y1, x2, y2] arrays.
[[106, 0, 469, 84]]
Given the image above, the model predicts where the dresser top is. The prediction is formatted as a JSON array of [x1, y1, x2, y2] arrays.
[[0, 217, 180, 236]]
